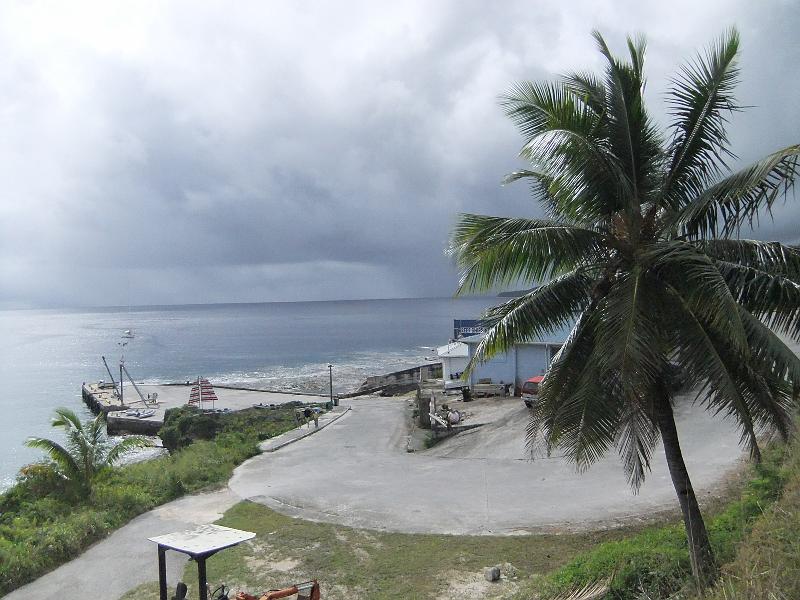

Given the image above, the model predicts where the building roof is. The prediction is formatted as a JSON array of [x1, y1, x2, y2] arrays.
[[459, 321, 573, 346], [436, 341, 469, 358]]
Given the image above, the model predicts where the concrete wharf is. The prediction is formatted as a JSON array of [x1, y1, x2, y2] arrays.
[[82, 382, 327, 435]]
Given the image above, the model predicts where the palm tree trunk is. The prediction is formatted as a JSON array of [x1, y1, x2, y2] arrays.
[[654, 389, 718, 587]]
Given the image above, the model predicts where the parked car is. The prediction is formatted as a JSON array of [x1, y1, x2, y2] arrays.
[[521, 376, 544, 408]]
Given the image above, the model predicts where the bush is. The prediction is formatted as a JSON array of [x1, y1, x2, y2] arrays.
[[159, 404, 303, 452], [529, 443, 791, 600], [704, 440, 800, 600], [0, 403, 303, 595]]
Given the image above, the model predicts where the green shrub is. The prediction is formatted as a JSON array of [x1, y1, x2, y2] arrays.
[[159, 405, 302, 452], [0, 403, 303, 595], [703, 440, 800, 600], [529, 443, 791, 600]]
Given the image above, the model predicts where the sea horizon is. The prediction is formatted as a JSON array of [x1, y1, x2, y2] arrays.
[[0, 293, 499, 314], [0, 295, 499, 488]]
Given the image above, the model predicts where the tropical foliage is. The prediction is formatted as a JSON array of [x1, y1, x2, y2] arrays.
[[450, 28, 800, 586], [2, 405, 300, 595], [25, 407, 149, 496]]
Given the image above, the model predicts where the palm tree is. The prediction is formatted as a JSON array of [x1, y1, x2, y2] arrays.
[[25, 407, 149, 497], [449, 29, 800, 587]]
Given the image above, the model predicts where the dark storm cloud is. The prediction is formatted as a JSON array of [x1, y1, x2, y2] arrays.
[[0, 1, 798, 307]]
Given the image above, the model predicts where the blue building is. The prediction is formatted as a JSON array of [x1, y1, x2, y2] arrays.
[[460, 322, 573, 392]]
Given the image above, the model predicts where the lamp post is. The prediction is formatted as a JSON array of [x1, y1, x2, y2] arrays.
[[328, 364, 334, 406]]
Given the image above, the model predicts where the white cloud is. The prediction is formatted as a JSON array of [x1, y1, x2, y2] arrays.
[[0, 0, 798, 306]]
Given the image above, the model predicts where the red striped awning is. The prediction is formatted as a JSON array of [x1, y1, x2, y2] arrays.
[[188, 378, 218, 406]]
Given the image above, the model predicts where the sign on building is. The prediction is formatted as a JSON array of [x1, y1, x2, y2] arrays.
[[453, 319, 488, 339]]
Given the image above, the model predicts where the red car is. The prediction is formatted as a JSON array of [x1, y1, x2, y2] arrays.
[[521, 376, 544, 408]]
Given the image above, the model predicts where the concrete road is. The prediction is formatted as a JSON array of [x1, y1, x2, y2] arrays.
[[229, 396, 745, 535], [5, 489, 238, 600]]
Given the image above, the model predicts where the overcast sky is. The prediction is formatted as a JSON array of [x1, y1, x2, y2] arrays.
[[0, 1, 798, 308]]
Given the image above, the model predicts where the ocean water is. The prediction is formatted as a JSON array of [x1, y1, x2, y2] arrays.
[[0, 296, 497, 489]]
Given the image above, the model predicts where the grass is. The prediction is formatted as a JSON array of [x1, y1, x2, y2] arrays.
[[0, 406, 303, 596], [120, 501, 641, 600], [511, 442, 791, 600], [6, 404, 799, 599], [701, 437, 800, 600], [118, 440, 797, 600]]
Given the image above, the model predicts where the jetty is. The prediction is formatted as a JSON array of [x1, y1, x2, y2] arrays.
[[82, 382, 327, 435]]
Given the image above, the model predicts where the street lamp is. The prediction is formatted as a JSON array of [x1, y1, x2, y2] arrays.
[[327, 364, 334, 406]]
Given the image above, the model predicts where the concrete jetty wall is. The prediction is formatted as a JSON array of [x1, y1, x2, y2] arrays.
[[355, 362, 443, 396], [83, 382, 329, 437]]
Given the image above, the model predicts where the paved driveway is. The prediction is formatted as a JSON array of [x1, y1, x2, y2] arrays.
[[229, 396, 745, 535]]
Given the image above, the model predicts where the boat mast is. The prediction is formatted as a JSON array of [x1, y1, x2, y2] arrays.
[[102, 355, 120, 398], [121, 363, 149, 406]]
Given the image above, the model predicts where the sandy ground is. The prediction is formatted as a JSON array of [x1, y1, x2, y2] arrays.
[[229, 394, 746, 535], [101, 383, 326, 428]]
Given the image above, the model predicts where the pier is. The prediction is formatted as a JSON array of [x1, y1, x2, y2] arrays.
[[82, 382, 327, 435]]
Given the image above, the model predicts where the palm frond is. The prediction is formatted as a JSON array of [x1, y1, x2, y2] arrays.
[[715, 341, 795, 449], [468, 268, 594, 367], [676, 145, 800, 238], [592, 30, 663, 215], [500, 80, 597, 146], [700, 239, 800, 279], [449, 214, 602, 293], [592, 268, 666, 392], [714, 260, 800, 340], [551, 578, 611, 600], [663, 28, 741, 209], [615, 398, 660, 491], [500, 80, 627, 223], [738, 307, 800, 395], [107, 436, 151, 464], [645, 240, 748, 354], [562, 71, 606, 116], [661, 284, 762, 459], [529, 309, 622, 472], [528, 310, 597, 457], [24, 437, 82, 483], [557, 370, 621, 472], [51, 407, 83, 432]]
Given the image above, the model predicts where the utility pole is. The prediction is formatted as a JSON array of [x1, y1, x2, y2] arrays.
[[328, 364, 334, 406]]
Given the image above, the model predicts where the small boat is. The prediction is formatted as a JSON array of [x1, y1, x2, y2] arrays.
[[122, 329, 135, 339]]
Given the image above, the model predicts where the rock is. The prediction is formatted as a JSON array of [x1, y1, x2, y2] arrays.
[[484, 566, 501, 582]]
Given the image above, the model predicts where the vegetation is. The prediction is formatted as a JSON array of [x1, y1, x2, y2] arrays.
[[517, 442, 790, 599], [702, 438, 800, 600], [118, 440, 796, 600], [0, 406, 300, 596], [450, 28, 800, 587], [24, 407, 149, 497], [119, 500, 634, 600], [158, 403, 309, 452]]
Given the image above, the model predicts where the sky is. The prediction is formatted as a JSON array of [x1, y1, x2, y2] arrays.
[[0, 1, 798, 308]]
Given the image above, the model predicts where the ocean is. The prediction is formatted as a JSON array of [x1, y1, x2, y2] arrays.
[[0, 296, 497, 489]]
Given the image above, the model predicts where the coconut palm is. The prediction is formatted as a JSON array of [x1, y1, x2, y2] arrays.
[[449, 29, 800, 586], [25, 407, 149, 497]]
